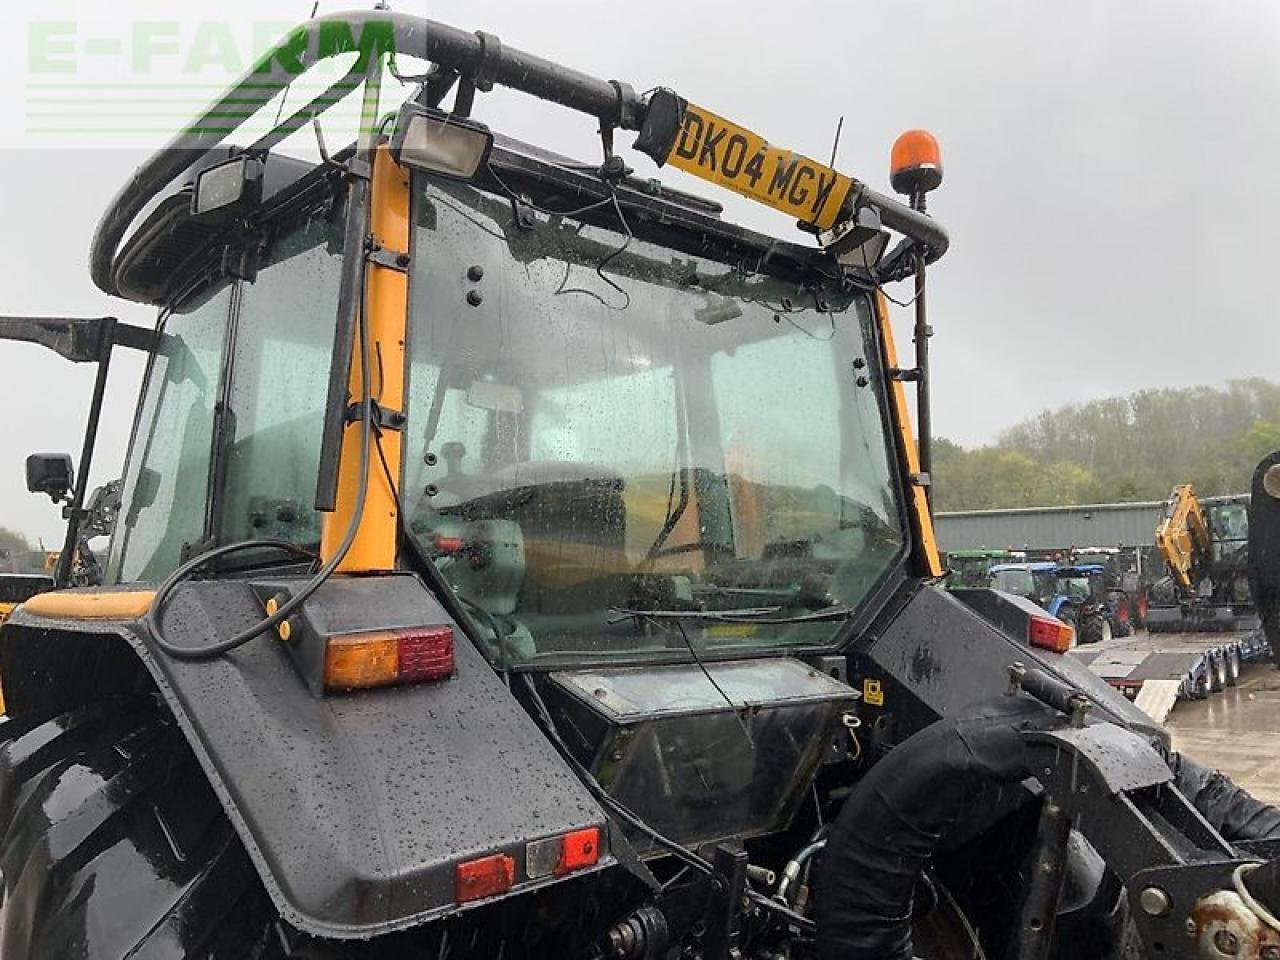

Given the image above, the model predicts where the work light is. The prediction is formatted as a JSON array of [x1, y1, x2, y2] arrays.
[[391, 104, 493, 180], [190, 155, 265, 222]]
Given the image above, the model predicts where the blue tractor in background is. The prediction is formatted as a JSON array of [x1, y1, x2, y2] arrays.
[[1043, 563, 1130, 643], [988, 561, 1129, 644]]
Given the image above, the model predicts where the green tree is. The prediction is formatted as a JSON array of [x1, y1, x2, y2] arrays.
[[934, 380, 1280, 510], [0, 527, 31, 553]]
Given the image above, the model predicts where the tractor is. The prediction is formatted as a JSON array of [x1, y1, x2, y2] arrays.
[[3, 11, 1280, 959]]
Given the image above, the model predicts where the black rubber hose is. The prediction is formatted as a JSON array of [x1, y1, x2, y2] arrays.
[[1162, 747, 1280, 841], [815, 696, 1057, 960], [816, 703, 1280, 960]]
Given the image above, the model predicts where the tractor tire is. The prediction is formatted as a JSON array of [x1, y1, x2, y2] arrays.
[[1227, 650, 1242, 686], [1109, 593, 1133, 638], [0, 693, 321, 960], [1210, 656, 1228, 693], [1080, 615, 1111, 646]]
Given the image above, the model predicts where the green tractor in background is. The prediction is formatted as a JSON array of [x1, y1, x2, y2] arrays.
[[942, 548, 1022, 589]]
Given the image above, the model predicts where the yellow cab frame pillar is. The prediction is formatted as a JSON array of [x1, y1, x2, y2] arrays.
[[874, 292, 943, 578], [320, 146, 412, 572]]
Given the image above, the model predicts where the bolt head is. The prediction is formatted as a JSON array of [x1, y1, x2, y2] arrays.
[[1140, 886, 1173, 917], [1213, 929, 1240, 956]]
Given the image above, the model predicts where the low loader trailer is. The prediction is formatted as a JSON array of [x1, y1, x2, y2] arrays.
[[5, 11, 1280, 959], [1072, 626, 1271, 722]]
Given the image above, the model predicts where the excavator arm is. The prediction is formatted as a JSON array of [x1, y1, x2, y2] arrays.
[[1155, 483, 1213, 594]]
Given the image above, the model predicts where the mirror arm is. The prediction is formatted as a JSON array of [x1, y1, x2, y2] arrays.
[[54, 318, 116, 588]]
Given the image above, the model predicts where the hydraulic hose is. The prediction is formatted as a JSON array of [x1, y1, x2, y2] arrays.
[[814, 696, 1057, 960], [1163, 747, 1280, 841], [816, 697, 1280, 960]]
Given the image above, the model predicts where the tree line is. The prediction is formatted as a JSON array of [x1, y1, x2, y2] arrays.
[[934, 378, 1280, 512]]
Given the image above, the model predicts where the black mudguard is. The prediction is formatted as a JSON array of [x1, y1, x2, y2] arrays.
[[853, 584, 1159, 740], [2, 576, 611, 939]]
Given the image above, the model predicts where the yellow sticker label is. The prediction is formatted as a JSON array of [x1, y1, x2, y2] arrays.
[[664, 101, 855, 231], [706, 624, 758, 638], [863, 678, 885, 707]]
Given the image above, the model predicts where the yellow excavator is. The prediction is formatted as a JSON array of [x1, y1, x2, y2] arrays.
[[1150, 483, 1255, 632]]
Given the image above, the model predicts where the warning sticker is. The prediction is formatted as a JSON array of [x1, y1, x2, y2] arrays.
[[862, 678, 884, 707]]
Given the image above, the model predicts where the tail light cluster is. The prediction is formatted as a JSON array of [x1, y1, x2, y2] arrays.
[[455, 827, 603, 904], [256, 575, 457, 696], [1028, 614, 1075, 653], [324, 626, 455, 692]]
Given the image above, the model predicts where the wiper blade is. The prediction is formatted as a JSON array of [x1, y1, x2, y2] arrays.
[[608, 606, 779, 624], [609, 605, 854, 625]]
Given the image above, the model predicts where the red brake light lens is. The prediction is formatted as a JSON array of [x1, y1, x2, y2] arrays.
[[396, 626, 455, 683], [1028, 615, 1074, 653], [556, 827, 601, 875], [456, 853, 515, 903]]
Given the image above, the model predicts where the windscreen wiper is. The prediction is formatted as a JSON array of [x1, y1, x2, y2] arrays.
[[609, 605, 855, 625]]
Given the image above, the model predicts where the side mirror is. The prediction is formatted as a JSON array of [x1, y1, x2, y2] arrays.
[[26, 453, 74, 502]]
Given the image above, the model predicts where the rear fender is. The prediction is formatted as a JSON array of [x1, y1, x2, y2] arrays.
[[2, 574, 612, 939]]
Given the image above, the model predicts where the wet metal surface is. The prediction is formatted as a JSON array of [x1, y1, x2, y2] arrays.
[[1168, 663, 1280, 806]]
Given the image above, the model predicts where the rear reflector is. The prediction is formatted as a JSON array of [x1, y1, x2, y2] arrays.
[[324, 626, 455, 691], [1028, 615, 1075, 653], [456, 853, 515, 903], [556, 827, 601, 875]]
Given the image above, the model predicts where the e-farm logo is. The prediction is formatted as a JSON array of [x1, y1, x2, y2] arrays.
[[22, 17, 395, 145]]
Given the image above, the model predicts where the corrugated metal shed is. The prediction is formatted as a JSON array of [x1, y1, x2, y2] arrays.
[[935, 494, 1249, 552]]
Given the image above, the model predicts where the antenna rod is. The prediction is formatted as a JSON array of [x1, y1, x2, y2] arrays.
[[828, 115, 844, 169]]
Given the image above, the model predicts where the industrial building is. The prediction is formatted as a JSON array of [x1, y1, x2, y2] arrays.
[[935, 494, 1250, 553]]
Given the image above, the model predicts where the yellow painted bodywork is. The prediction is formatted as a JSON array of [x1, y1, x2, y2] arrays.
[[874, 292, 943, 578], [20, 590, 155, 620], [664, 101, 855, 231], [320, 145, 410, 572], [1155, 484, 1211, 591]]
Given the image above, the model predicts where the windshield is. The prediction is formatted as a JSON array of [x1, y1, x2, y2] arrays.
[[1055, 575, 1092, 599], [1210, 503, 1249, 560], [402, 174, 907, 667], [108, 198, 345, 582], [991, 567, 1036, 598], [948, 555, 999, 588]]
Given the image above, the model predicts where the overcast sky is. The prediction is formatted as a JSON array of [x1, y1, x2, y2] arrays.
[[1, 0, 1278, 545]]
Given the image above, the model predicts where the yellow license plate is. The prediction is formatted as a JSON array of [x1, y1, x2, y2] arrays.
[[662, 101, 855, 231]]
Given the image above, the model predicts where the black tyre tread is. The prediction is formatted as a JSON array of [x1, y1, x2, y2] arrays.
[[1080, 616, 1105, 645], [0, 694, 283, 960]]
